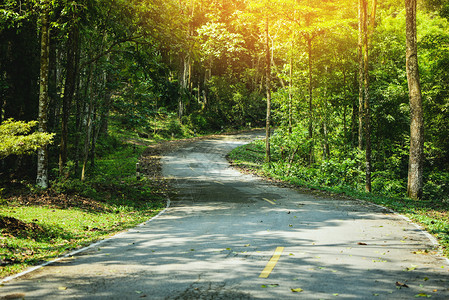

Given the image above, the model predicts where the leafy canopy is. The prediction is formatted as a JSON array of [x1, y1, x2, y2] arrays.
[[0, 119, 55, 158]]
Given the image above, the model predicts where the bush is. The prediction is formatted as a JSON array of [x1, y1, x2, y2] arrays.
[[184, 112, 210, 133], [51, 178, 98, 198], [423, 172, 449, 201]]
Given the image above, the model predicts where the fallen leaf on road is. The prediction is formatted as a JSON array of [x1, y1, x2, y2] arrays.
[[414, 293, 431, 298], [357, 242, 367, 245], [396, 282, 409, 288], [291, 288, 303, 292], [261, 284, 279, 288], [406, 265, 418, 271]]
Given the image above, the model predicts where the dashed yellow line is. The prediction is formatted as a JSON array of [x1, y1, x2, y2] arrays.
[[262, 198, 276, 205], [259, 247, 284, 278]]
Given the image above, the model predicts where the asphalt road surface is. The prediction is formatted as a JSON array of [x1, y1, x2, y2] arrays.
[[1, 131, 448, 299]]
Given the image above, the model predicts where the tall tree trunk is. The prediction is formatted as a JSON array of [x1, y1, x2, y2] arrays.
[[358, 0, 364, 150], [48, 34, 58, 132], [363, 0, 372, 193], [178, 53, 189, 121], [288, 44, 293, 135], [59, 22, 79, 176], [307, 37, 314, 165], [351, 72, 359, 147], [81, 65, 94, 181], [265, 18, 271, 164], [405, 0, 424, 199], [323, 121, 330, 159], [343, 68, 348, 148], [100, 61, 113, 136], [36, 2, 50, 189]]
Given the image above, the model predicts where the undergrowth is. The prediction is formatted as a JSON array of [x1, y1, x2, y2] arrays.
[[0, 136, 166, 279]]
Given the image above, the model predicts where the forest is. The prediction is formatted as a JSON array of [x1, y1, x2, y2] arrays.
[[1, 0, 449, 277], [1, 1, 449, 212]]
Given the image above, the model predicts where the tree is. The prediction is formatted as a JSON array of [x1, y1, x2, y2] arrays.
[[358, 0, 376, 193], [0, 119, 55, 158], [265, 17, 271, 163], [59, 1, 81, 177], [405, 0, 424, 199], [36, 1, 51, 189]]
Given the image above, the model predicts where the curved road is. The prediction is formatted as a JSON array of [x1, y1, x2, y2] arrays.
[[1, 132, 448, 299]]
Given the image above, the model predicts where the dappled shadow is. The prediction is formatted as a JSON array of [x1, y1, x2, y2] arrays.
[[2, 198, 448, 299], [1, 133, 448, 299]]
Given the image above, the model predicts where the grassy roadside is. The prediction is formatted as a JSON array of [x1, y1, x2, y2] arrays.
[[0, 139, 169, 279], [227, 140, 449, 259]]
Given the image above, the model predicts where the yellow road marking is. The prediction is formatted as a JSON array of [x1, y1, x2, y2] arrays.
[[262, 198, 276, 205], [259, 247, 284, 278]]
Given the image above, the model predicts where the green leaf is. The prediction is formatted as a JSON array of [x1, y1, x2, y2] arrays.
[[415, 293, 431, 298], [291, 288, 303, 292]]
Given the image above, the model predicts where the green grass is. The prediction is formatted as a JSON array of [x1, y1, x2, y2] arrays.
[[228, 141, 449, 258], [227, 139, 266, 172], [0, 141, 166, 279]]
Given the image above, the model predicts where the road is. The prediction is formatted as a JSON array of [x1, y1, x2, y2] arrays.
[[1, 132, 448, 299]]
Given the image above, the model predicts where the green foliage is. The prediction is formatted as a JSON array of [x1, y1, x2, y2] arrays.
[[0, 119, 55, 158], [0, 131, 166, 278], [228, 138, 265, 171], [423, 172, 449, 202], [207, 76, 266, 128], [184, 113, 209, 133]]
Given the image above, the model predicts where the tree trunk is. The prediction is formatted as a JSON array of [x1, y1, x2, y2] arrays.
[[265, 18, 271, 164], [363, 0, 372, 193], [358, 0, 364, 150], [36, 3, 50, 189], [323, 121, 330, 159], [81, 65, 94, 181], [288, 48, 293, 135], [307, 37, 314, 165], [178, 53, 189, 121], [48, 34, 58, 132], [343, 68, 347, 148], [405, 0, 424, 199], [59, 22, 79, 176]]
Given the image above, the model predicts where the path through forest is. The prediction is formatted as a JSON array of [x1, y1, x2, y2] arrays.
[[1, 132, 448, 299]]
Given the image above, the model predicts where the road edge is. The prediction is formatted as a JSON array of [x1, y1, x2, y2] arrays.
[[0, 198, 171, 284]]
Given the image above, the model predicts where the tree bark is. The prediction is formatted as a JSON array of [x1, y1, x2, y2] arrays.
[[265, 18, 271, 164], [358, 0, 364, 150], [81, 65, 94, 181], [405, 0, 424, 199], [178, 53, 189, 120], [307, 36, 314, 165], [288, 45, 293, 135], [36, 2, 50, 189], [59, 22, 79, 176], [363, 0, 372, 193]]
